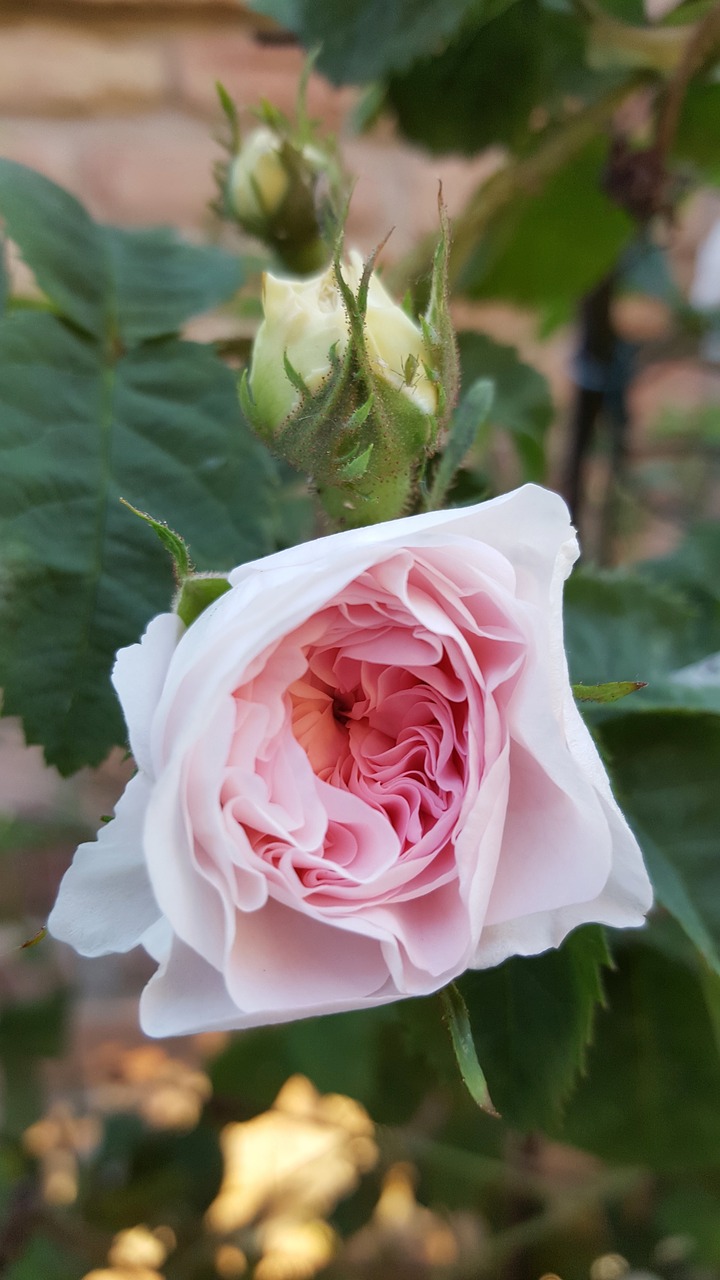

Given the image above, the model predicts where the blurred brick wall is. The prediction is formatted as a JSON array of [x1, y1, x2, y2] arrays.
[[0, 0, 495, 257]]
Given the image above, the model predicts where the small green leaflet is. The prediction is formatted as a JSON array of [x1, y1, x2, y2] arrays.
[[120, 499, 231, 629], [439, 983, 499, 1116], [119, 499, 194, 584], [573, 681, 647, 703], [425, 378, 494, 510]]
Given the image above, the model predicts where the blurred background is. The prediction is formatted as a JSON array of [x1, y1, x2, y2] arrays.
[[1, 2, 720, 1278]]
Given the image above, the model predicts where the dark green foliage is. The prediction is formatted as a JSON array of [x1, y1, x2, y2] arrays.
[[0, 162, 286, 773], [458, 927, 609, 1130], [386, 0, 590, 156], [457, 331, 553, 479], [247, 0, 492, 84], [561, 937, 720, 1168], [461, 142, 633, 315], [600, 711, 720, 972]]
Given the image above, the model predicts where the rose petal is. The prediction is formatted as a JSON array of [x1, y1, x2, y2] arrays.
[[112, 612, 180, 777], [48, 774, 160, 955], [140, 933, 398, 1036]]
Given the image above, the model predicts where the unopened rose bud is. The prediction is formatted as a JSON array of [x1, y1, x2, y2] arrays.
[[223, 120, 342, 275], [242, 209, 458, 527], [229, 125, 293, 223], [249, 251, 438, 430]]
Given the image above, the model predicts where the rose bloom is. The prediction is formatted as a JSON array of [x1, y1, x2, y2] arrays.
[[49, 486, 651, 1035]]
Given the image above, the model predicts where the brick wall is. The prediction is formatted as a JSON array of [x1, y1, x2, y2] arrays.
[[0, 0, 495, 257]]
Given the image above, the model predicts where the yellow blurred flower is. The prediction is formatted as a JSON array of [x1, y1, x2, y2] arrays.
[[206, 1074, 377, 1234]]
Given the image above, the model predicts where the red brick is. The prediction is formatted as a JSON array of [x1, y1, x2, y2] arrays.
[[171, 30, 355, 128], [0, 118, 83, 193], [0, 22, 169, 116], [342, 134, 502, 262], [75, 111, 220, 227]]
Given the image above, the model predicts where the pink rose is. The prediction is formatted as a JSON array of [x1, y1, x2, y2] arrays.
[[48, 485, 651, 1036]]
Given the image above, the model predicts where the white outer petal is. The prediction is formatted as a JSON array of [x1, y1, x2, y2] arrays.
[[140, 936, 401, 1038], [112, 612, 180, 778], [48, 773, 162, 956], [691, 219, 720, 311]]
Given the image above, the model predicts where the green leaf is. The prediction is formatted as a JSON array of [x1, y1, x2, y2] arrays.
[[673, 82, 720, 183], [440, 983, 498, 1115], [0, 990, 67, 1059], [598, 711, 720, 973], [457, 332, 552, 480], [427, 378, 494, 509], [457, 926, 609, 1131], [386, 0, 587, 156], [564, 548, 720, 715], [462, 142, 633, 316], [210, 1006, 397, 1112], [243, 0, 302, 30], [0, 236, 7, 315], [572, 680, 646, 703], [0, 991, 68, 1136], [0, 310, 279, 773], [564, 571, 713, 686], [642, 521, 720, 635], [0, 163, 245, 347], [247, 0, 490, 84], [103, 227, 245, 345], [176, 575, 232, 629], [656, 1183, 720, 1269], [561, 937, 720, 1168], [4, 1235, 81, 1280], [0, 158, 111, 335]]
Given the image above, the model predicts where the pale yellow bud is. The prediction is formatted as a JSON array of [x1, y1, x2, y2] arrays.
[[229, 126, 291, 222], [249, 251, 437, 431]]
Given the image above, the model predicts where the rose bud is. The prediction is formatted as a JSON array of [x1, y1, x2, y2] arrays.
[[229, 125, 296, 222], [242, 215, 458, 527], [48, 485, 652, 1037], [224, 120, 342, 275], [249, 251, 438, 426]]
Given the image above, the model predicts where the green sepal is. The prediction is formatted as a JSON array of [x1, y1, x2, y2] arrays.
[[439, 983, 499, 1117], [425, 378, 494, 510], [176, 575, 232, 629], [337, 441, 374, 481], [215, 80, 240, 153], [283, 351, 313, 399], [573, 681, 647, 703], [422, 191, 460, 431], [120, 498, 194, 584], [120, 498, 231, 630]]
